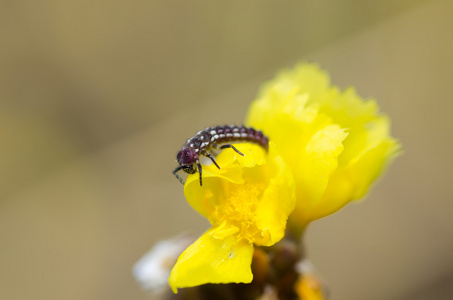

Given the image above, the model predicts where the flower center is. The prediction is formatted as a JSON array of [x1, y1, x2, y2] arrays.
[[211, 182, 264, 243]]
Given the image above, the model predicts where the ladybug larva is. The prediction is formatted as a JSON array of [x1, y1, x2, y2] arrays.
[[173, 125, 269, 186]]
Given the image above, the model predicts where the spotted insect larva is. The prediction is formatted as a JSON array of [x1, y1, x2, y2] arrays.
[[173, 125, 269, 186]]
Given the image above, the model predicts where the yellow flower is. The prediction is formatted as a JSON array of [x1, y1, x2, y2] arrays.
[[246, 63, 400, 230], [295, 274, 326, 300], [169, 143, 296, 292]]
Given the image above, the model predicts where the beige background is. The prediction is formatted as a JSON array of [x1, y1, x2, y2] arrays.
[[1, 0, 452, 299]]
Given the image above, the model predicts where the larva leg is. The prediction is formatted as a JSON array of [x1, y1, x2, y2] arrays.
[[220, 144, 244, 156], [201, 150, 221, 169], [197, 163, 203, 186], [172, 166, 185, 185]]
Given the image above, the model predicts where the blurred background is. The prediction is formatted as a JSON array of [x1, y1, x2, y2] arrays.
[[1, 0, 452, 299]]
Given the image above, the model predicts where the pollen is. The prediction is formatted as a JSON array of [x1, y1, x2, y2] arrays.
[[211, 182, 265, 243]]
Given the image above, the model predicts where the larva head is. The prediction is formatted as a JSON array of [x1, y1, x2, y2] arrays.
[[177, 148, 198, 168]]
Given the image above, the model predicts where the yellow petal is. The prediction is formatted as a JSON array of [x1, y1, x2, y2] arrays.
[[311, 137, 400, 220], [183, 143, 266, 219], [169, 228, 253, 293], [289, 125, 348, 225], [254, 148, 296, 246]]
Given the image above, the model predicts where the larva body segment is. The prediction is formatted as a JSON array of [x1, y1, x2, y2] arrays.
[[173, 125, 269, 186]]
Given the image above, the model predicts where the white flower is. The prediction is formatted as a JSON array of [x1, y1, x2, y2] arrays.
[[133, 234, 194, 293]]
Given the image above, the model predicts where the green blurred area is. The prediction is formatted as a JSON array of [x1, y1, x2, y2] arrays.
[[0, 0, 426, 199], [1, 1, 453, 299]]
